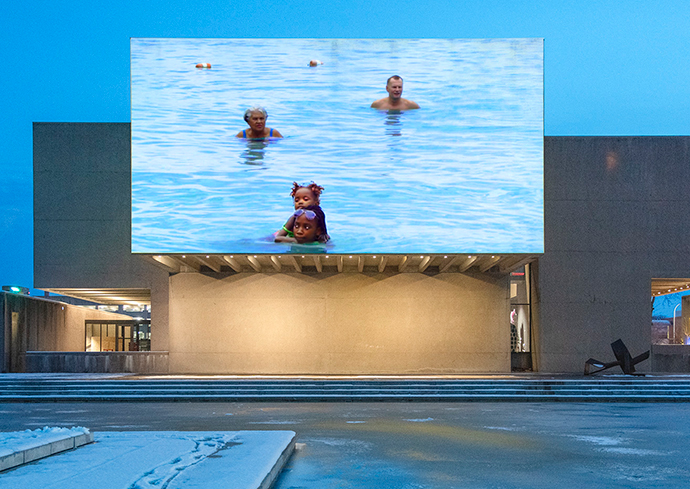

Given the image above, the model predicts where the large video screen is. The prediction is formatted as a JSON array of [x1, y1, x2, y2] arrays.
[[131, 38, 543, 254]]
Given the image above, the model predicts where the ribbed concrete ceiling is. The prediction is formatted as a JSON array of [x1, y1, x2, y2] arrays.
[[43, 262, 687, 304], [45, 254, 538, 305], [145, 253, 538, 275]]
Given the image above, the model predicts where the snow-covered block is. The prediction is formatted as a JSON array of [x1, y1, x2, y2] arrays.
[[49, 436, 77, 454], [0, 431, 295, 487], [0, 427, 93, 471], [0, 450, 24, 472], [73, 432, 94, 447], [168, 431, 296, 489], [23, 443, 53, 463]]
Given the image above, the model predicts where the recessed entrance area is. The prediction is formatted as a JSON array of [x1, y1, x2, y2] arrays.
[[510, 265, 532, 371], [651, 278, 690, 345]]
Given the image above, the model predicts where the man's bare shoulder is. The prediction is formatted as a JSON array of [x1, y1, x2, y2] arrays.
[[370, 98, 388, 109], [371, 98, 420, 110], [402, 99, 420, 109]]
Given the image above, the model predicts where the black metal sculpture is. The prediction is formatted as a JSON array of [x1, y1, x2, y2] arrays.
[[584, 339, 650, 375]]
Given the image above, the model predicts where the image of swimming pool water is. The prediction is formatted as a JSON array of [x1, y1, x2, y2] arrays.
[[131, 38, 543, 254]]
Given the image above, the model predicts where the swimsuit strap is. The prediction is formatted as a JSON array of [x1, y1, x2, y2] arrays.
[[269, 128, 273, 137], [242, 130, 246, 138]]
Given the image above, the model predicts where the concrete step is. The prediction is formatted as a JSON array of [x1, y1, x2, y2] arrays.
[[2, 377, 690, 402]]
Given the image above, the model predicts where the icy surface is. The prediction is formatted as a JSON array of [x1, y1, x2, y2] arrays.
[[0, 431, 295, 489]]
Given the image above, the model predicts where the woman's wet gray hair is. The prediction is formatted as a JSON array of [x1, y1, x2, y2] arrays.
[[244, 106, 268, 122]]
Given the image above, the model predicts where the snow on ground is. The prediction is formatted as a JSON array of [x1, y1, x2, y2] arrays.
[[0, 426, 90, 453], [0, 431, 295, 489], [567, 435, 624, 446]]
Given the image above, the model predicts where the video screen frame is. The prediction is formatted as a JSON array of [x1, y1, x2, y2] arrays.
[[131, 38, 544, 255]]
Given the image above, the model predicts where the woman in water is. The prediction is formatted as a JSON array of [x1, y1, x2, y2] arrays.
[[236, 106, 283, 139]]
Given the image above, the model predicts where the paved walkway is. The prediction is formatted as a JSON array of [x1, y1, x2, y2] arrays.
[[1, 401, 689, 488]]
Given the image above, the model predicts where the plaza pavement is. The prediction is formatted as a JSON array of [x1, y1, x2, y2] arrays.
[[2, 394, 690, 488]]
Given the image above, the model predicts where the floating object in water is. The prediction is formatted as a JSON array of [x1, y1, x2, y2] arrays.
[[308, 60, 323, 67], [195, 63, 212, 69]]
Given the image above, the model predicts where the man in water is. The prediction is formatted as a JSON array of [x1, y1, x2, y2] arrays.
[[370, 75, 420, 110]]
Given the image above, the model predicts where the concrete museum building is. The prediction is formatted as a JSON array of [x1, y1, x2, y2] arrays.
[[0, 121, 680, 375]]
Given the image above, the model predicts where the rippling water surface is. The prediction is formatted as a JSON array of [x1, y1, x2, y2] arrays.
[[131, 38, 543, 254]]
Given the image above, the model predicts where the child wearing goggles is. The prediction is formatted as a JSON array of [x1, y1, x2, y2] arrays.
[[275, 182, 330, 244]]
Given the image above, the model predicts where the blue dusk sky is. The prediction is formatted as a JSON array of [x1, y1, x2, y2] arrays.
[[1, 0, 689, 291]]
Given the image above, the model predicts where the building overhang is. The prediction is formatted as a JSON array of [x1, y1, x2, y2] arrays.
[[143, 253, 539, 275], [41, 254, 539, 305], [651, 278, 690, 297], [41, 288, 152, 306]]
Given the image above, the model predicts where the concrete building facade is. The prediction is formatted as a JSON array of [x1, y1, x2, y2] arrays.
[[30, 123, 690, 373]]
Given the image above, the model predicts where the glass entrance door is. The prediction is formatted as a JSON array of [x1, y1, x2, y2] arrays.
[[510, 265, 532, 371], [85, 320, 151, 352]]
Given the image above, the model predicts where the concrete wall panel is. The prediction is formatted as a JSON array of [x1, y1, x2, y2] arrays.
[[33, 123, 170, 351], [538, 137, 690, 372], [33, 122, 167, 289], [168, 272, 509, 374]]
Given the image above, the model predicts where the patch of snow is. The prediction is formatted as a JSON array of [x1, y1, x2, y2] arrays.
[[600, 447, 666, 456], [130, 433, 237, 488], [304, 437, 373, 453], [1, 431, 295, 489], [568, 435, 624, 446], [346, 421, 366, 424], [248, 420, 299, 425], [0, 426, 89, 452], [608, 463, 681, 482]]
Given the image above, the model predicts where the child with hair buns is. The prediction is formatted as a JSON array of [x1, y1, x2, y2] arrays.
[[274, 182, 330, 244]]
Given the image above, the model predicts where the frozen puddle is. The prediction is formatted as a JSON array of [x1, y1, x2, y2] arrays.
[[0, 431, 296, 489]]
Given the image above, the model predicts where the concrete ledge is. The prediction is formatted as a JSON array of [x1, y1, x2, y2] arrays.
[[0, 429, 94, 472], [652, 344, 690, 373], [0, 451, 24, 472], [24, 351, 169, 374], [259, 433, 296, 489]]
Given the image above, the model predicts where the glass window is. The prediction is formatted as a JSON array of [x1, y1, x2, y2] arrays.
[[510, 266, 531, 353], [123, 305, 146, 312], [85, 323, 101, 352], [85, 321, 151, 352], [100, 323, 117, 351], [652, 282, 690, 345], [123, 325, 132, 352], [97, 305, 120, 312]]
